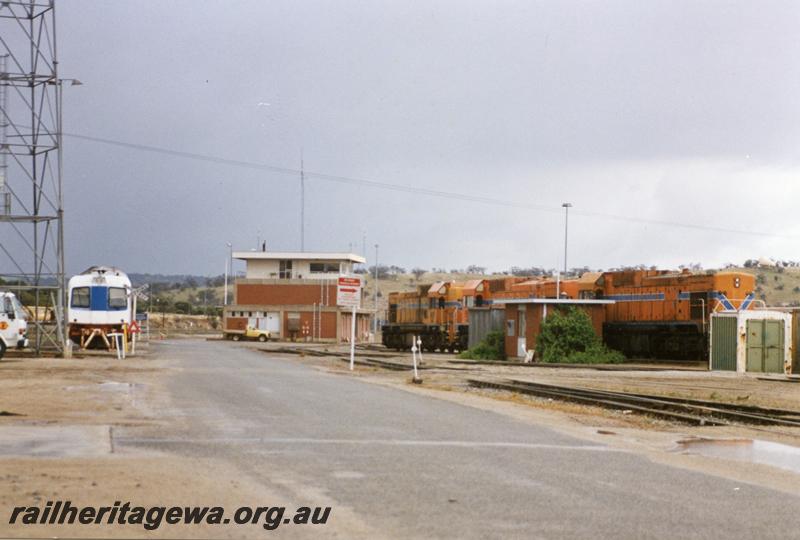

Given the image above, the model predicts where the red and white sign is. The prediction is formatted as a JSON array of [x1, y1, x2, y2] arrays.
[[129, 321, 141, 334], [337, 275, 362, 308]]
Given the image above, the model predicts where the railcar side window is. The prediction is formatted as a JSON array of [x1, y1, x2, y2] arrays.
[[71, 287, 90, 308], [108, 287, 128, 309], [11, 296, 27, 320]]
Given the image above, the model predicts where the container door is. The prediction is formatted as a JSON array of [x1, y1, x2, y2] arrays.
[[746, 320, 764, 372], [763, 320, 784, 374], [710, 316, 737, 371], [793, 314, 800, 375]]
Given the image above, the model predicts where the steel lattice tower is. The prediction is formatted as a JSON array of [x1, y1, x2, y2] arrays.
[[0, 0, 66, 356]]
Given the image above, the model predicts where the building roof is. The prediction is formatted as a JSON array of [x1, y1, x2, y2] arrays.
[[492, 298, 616, 305], [576, 272, 603, 284], [461, 279, 486, 294], [233, 251, 366, 264]]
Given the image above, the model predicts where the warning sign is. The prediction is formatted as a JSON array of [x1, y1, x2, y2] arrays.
[[129, 321, 141, 334], [337, 275, 362, 308]]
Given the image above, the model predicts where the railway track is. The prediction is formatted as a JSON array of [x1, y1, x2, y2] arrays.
[[336, 356, 471, 372], [467, 378, 800, 427]]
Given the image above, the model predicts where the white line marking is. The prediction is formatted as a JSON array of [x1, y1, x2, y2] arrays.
[[115, 436, 624, 452]]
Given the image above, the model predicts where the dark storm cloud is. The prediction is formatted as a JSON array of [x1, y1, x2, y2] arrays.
[[56, 0, 800, 275]]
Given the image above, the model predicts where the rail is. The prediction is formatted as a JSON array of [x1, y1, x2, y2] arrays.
[[467, 378, 800, 427]]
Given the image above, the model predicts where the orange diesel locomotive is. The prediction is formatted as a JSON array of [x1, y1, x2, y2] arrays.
[[383, 278, 515, 352], [597, 269, 756, 359]]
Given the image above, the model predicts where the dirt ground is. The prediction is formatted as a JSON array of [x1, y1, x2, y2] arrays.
[[0, 346, 315, 539]]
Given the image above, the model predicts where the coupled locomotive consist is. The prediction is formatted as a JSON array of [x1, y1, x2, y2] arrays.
[[383, 269, 756, 360], [382, 278, 520, 352], [498, 269, 756, 359], [67, 266, 133, 349]]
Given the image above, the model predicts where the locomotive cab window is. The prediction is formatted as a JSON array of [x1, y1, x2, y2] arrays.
[[71, 287, 90, 308], [108, 287, 128, 310], [689, 292, 706, 319]]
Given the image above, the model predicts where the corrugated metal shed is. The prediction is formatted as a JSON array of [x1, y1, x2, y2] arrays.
[[468, 308, 505, 349]]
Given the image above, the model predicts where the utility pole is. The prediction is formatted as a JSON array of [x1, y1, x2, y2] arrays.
[[373, 243, 379, 334], [300, 151, 305, 251], [223, 242, 236, 306], [562, 202, 572, 276], [223, 257, 228, 307]]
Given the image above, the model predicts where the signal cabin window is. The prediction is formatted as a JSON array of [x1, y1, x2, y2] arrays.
[[475, 295, 484, 307], [108, 288, 128, 310], [71, 287, 90, 308], [438, 297, 445, 309], [279, 260, 293, 279], [309, 262, 340, 273]]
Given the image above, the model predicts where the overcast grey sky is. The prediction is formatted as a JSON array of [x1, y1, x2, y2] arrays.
[[56, 0, 800, 275]]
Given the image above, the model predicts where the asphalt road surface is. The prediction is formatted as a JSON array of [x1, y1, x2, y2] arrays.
[[116, 340, 800, 539]]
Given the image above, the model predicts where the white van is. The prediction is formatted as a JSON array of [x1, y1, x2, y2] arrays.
[[0, 292, 29, 359]]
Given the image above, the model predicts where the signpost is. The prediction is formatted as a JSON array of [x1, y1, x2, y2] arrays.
[[337, 275, 362, 370]]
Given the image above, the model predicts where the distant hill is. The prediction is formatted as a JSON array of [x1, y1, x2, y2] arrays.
[[128, 273, 224, 287]]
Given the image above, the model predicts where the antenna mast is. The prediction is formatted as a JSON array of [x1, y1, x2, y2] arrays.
[[300, 151, 305, 251]]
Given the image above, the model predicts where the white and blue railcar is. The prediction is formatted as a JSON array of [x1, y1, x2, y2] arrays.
[[67, 266, 132, 348]]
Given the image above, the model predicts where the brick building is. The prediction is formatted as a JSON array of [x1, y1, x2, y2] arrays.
[[494, 298, 615, 359], [223, 251, 371, 342]]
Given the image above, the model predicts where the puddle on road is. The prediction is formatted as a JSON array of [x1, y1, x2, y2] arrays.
[[98, 381, 145, 392], [65, 381, 145, 392], [0, 426, 111, 457], [675, 438, 800, 474]]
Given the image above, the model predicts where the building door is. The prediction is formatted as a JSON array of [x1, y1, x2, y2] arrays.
[[266, 312, 281, 334], [746, 319, 784, 373], [516, 309, 527, 357]]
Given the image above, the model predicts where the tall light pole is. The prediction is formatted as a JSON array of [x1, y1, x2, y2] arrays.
[[373, 243, 379, 334], [224, 242, 233, 305], [55, 76, 82, 356], [562, 202, 572, 276]]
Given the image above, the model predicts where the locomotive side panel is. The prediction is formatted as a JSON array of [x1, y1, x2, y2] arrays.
[[601, 270, 755, 359]]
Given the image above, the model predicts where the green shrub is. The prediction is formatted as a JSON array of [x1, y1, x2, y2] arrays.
[[535, 307, 624, 364], [459, 330, 505, 360]]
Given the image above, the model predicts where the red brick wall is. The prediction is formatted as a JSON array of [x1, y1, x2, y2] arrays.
[[504, 303, 606, 359], [283, 311, 337, 339], [237, 283, 337, 306]]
